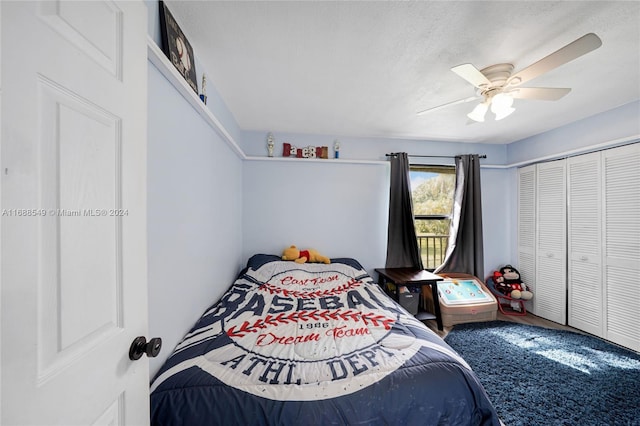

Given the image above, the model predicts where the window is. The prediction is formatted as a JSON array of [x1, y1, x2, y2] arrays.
[[410, 165, 456, 270]]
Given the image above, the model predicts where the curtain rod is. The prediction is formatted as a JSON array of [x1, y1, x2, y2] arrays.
[[385, 153, 487, 159]]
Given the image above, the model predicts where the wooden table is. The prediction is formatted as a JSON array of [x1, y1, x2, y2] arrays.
[[375, 268, 444, 330]]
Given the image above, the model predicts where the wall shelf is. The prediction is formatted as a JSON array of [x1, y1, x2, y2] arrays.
[[244, 156, 388, 165], [147, 36, 246, 159]]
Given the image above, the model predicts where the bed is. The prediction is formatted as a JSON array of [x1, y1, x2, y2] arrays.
[[150, 254, 500, 425]]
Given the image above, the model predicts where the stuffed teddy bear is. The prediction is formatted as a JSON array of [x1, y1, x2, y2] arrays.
[[281, 245, 330, 264], [492, 265, 533, 300]]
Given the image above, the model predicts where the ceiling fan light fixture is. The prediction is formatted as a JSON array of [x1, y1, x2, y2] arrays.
[[491, 93, 515, 120], [420, 34, 602, 122], [491, 93, 514, 110], [467, 103, 488, 122], [494, 106, 516, 121]]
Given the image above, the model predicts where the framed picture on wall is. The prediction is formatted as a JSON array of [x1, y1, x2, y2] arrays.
[[159, 1, 198, 94]]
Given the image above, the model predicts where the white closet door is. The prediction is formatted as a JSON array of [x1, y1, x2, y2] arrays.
[[567, 152, 603, 336], [517, 165, 537, 298], [535, 160, 567, 324], [602, 143, 640, 351]]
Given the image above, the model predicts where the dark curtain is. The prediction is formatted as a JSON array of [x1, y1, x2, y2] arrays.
[[385, 153, 424, 269], [435, 154, 484, 278]]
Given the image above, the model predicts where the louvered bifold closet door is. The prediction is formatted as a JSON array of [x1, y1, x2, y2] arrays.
[[535, 160, 567, 324], [603, 143, 640, 352], [517, 165, 536, 303], [567, 152, 603, 336]]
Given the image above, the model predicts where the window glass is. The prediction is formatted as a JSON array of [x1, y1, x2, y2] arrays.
[[410, 165, 456, 270]]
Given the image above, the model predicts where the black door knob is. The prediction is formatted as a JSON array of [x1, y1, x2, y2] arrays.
[[129, 336, 162, 361]]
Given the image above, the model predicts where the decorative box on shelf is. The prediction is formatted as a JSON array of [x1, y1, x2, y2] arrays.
[[282, 143, 328, 159]]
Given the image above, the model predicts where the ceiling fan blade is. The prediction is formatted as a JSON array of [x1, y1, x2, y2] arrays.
[[507, 87, 571, 100], [507, 33, 602, 86], [451, 64, 492, 88], [416, 96, 479, 115]]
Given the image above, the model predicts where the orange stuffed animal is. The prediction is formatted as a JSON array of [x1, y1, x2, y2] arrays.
[[281, 245, 330, 264]]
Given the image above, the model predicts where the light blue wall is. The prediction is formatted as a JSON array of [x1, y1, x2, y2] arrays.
[[507, 100, 640, 165], [242, 160, 389, 277], [147, 62, 244, 375], [481, 168, 514, 277], [146, 0, 245, 375], [241, 130, 513, 278]]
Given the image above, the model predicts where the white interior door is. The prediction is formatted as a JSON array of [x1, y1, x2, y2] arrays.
[[534, 160, 567, 324], [1, 1, 149, 424]]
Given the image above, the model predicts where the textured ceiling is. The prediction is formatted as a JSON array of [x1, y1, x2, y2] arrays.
[[164, 1, 640, 144]]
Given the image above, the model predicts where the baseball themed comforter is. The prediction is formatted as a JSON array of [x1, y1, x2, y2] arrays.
[[150, 254, 500, 425]]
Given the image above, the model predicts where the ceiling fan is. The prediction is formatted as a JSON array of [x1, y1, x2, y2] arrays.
[[417, 33, 602, 122]]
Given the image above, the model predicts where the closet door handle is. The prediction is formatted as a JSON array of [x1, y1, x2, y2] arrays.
[[580, 256, 588, 261]]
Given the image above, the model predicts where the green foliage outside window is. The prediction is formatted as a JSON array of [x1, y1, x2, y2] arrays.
[[410, 166, 456, 269], [411, 168, 455, 235]]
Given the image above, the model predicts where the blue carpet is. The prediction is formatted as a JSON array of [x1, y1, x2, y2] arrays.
[[444, 321, 640, 426]]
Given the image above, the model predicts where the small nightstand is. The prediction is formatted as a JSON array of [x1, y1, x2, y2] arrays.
[[375, 268, 444, 330]]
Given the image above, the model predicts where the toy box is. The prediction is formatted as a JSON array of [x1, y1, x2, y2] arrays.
[[422, 273, 497, 327]]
